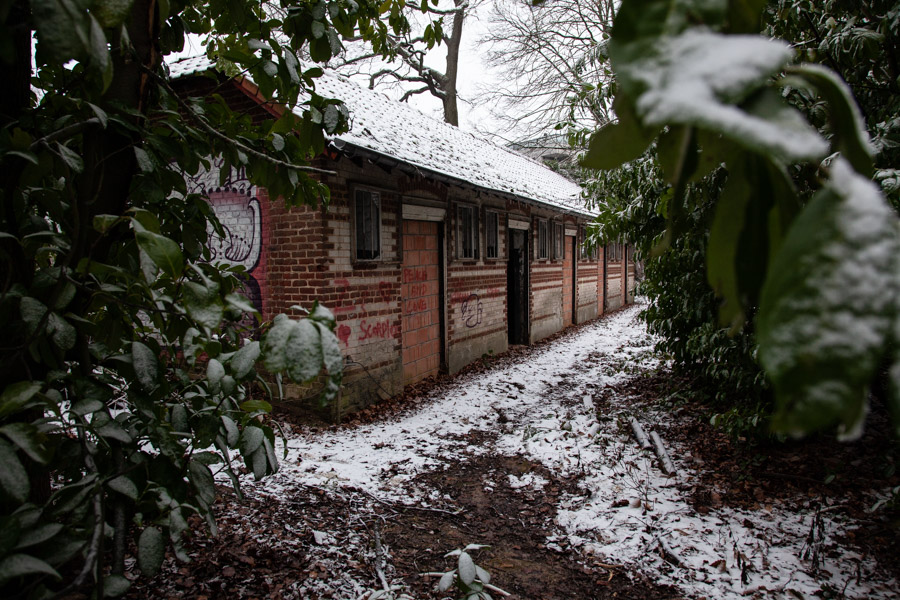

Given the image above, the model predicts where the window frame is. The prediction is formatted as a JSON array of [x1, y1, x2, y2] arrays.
[[456, 203, 480, 260], [552, 221, 564, 260], [353, 188, 381, 261], [537, 219, 549, 260], [485, 210, 499, 259]]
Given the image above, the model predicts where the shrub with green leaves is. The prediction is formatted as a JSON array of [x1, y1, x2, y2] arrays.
[[425, 544, 508, 600], [0, 0, 410, 597], [583, 0, 900, 438]]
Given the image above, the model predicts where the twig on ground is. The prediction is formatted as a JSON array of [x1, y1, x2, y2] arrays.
[[355, 486, 463, 517]]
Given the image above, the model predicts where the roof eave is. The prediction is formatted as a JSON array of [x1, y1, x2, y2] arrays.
[[330, 139, 595, 220]]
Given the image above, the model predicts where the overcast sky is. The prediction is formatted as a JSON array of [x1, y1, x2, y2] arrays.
[[174, 3, 503, 138]]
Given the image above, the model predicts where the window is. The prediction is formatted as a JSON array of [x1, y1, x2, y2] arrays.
[[457, 204, 479, 259], [553, 222, 564, 260], [607, 242, 622, 262], [580, 226, 595, 260], [355, 189, 381, 260], [537, 219, 549, 259], [485, 211, 499, 259]]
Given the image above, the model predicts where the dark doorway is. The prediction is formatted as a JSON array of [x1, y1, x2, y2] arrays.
[[507, 229, 529, 345]]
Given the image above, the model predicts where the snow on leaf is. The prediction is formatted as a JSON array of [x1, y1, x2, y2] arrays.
[[457, 551, 476, 585], [758, 158, 900, 437], [617, 31, 828, 162], [438, 570, 455, 592]]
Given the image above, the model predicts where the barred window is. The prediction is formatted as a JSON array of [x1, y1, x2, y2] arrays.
[[553, 222, 564, 260], [457, 204, 479, 259], [538, 219, 549, 259], [485, 211, 499, 259], [355, 189, 380, 260]]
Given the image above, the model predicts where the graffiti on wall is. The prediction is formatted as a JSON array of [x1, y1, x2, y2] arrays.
[[460, 293, 483, 328], [185, 158, 264, 314], [331, 278, 402, 345]]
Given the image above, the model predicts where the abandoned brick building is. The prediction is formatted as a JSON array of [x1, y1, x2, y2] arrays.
[[171, 55, 636, 420]]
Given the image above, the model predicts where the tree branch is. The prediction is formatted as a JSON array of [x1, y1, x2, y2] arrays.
[[149, 67, 337, 176]]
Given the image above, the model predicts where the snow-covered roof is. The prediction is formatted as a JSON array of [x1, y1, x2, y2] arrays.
[[168, 55, 591, 217]]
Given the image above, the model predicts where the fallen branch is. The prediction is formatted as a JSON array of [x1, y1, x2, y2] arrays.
[[656, 536, 686, 568], [373, 524, 390, 592], [649, 430, 678, 477], [355, 486, 463, 517], [629, 417, 653, 450]]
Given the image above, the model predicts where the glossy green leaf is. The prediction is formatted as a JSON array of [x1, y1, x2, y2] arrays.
[[206, 358, 225, 392], [239, 399, 272, 414], [96, 420, 133, 444], [189, 460, 216, 505], [782, 64, 874, 176], [758, 159, 900, 437], [134, 146, 154, 173], [0, 553, 61, 585], [263, 315, 325, 382], [13, 523, 62, 550], [183, 281, 224, 331], [55, 141, 84, 173], [458, 551, 476, 585], [107, 475, 139, 500], [240, 425, 264, 456], [93, 214, 120, 233], [0, 382, 42, 419], [0, 440, 29, 504], [31, 0, 89, 62], [92, 0, 136, 28], [20, 297, 48, 335], [135, 230, 183, 279], [132, 341, 158, 391], [221, 415, 239, 447], [249, 446, 267, 480], [103, 573, 131, 597], [618, 31, 827, 163], [581, 96, 655, 170], [138, 527, 165, 576], [230, 341, 260, 379], [0, 423, 51, 464]]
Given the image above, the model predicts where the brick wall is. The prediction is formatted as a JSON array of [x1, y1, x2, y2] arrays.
[[577, 244, 600, 324], [446, 196, 509, 373]]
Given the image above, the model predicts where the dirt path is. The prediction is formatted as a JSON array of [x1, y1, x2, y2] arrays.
[[127, 305, 898, 599]]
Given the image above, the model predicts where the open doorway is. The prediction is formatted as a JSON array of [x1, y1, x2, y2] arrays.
[[507, 228, 529, 345]]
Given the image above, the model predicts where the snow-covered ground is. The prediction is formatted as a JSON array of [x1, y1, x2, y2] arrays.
[[235, 304, 896, 599]]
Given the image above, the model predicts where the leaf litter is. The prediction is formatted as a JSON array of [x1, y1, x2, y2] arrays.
[[127, 303, 898, 599]]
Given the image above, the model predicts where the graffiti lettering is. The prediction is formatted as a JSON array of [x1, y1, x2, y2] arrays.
[[403, 268, 428, 283], [461, 294, 483, 328], [406, 298, 427, 313], [359, 319, 400, 341], [410, 283, 429, 296]]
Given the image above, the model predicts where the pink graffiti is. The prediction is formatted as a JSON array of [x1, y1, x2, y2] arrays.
[[359, 319, 400, 341], [403, 268, 428, 283], [406, 298, 427, 313], [336, 324, 352, 346]]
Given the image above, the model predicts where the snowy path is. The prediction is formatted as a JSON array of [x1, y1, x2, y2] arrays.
[[242, 305, 896, 599]]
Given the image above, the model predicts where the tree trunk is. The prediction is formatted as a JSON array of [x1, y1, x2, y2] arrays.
[[442, 0, 465, 126]]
